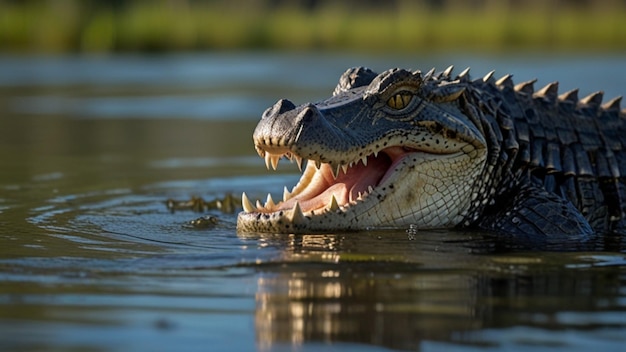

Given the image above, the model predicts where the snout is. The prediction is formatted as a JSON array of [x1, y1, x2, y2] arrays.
[[254, 100, 324, 149]]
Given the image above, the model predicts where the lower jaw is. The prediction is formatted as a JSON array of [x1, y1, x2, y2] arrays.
[[236, 181, 393, 233], [237, 156, 413, 233], [236, 211, 362, 233]]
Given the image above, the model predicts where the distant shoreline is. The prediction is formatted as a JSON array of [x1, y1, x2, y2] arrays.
[[2, 0, 625, 54]]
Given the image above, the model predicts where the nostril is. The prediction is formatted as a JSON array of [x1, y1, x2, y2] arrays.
[[262, 99, 296, 119], [298, 104, 318, 123], [276, 99, 296, 114]]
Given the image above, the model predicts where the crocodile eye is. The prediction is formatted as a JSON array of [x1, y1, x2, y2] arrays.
[[386, 92, 413, 110]]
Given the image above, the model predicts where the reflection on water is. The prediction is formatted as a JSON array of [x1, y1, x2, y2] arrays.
[[1, 53, 626, 351], [249, 232, 626, 350]]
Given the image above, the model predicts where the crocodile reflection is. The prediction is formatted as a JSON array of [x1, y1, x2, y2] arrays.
[[254, 263, 479, 350], [242, 232, 625, 350]]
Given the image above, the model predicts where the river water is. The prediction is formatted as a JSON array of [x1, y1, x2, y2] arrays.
[[1, 52, 625, 351]]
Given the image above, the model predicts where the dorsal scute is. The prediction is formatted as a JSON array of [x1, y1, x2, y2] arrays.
[[533, 81, 559, 101], [423, 67, 436, 80], [579, 91, 604, 107], [558, 88, 579, 104], [482, 70, 495, 83], [601, 96, 622, 111], [514, 79, 537, 95], [457, 67, 471, 82], [495, 74, 514, 89], [441, 65, 454, 79]]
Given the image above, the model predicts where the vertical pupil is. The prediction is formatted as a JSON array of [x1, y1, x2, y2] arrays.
[[402, 94, 412, 107], [395, 94, 403, 108], [387, 92, 413, 109]]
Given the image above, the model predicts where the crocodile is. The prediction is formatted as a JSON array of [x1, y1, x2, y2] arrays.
[[237, 66, 625, 247]]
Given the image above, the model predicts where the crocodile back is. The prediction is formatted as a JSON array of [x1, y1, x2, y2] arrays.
[[464, 74, 626, 233]]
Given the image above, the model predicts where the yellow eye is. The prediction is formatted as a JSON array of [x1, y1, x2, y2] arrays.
[[386, 92, 413, 110]]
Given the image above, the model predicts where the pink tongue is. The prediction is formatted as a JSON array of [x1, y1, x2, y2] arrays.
[[279, 154, 390, 213], [335, 157, 387, 198]]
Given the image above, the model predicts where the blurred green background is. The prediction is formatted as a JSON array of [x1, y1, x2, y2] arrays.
[[1, 0, 625, 54]]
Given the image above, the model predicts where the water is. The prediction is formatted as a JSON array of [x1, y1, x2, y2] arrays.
[[1, 52, 625, 352]]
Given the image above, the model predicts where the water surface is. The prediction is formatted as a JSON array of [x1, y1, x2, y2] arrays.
[[1, 52, 625, 351]]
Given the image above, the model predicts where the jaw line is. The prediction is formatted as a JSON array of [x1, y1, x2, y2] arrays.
[[236, 133, 470, 219], [236, 146, 475, 233], [242, 147, 465, 219]]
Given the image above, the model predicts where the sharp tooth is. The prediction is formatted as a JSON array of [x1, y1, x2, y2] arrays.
[[373, 150, 379, 158], [341, 164, 349, 174], [256, 200, 263, 209], [330, 164, 340, 179], [288, 201, 305, 223], [295, 156, 303, 171], [327, 194, 340, 212], [241, 192, 255, 212], [270, 155, 280, 170], [255, 146, 265, 158], [264, 154, 271, 170], [368, 185, 374, 193], [283, 186, 291, 201], [265, 193, 276, 208], [315, 160, 322, 169], [361, 156, 368, 166]]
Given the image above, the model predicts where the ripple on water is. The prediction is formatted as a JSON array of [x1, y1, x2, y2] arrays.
[[22, 177, 295, 267]]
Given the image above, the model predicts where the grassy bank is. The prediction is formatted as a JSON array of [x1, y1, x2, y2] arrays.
[[1, 0, 625, 54]]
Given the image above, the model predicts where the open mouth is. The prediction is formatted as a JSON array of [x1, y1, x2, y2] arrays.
[[241, 146, 415, 217]]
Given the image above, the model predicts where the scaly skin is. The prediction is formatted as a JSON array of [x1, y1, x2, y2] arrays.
[[237, 66, 625, 247]]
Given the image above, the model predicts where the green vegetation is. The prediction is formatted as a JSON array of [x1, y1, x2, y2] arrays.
[[1, 0, 625, 54]]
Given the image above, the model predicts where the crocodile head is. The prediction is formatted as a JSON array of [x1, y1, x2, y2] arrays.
[[237, 67, 488, 233]]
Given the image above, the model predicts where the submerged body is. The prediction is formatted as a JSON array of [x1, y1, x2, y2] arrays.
[[237, 66, 625, 247]]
